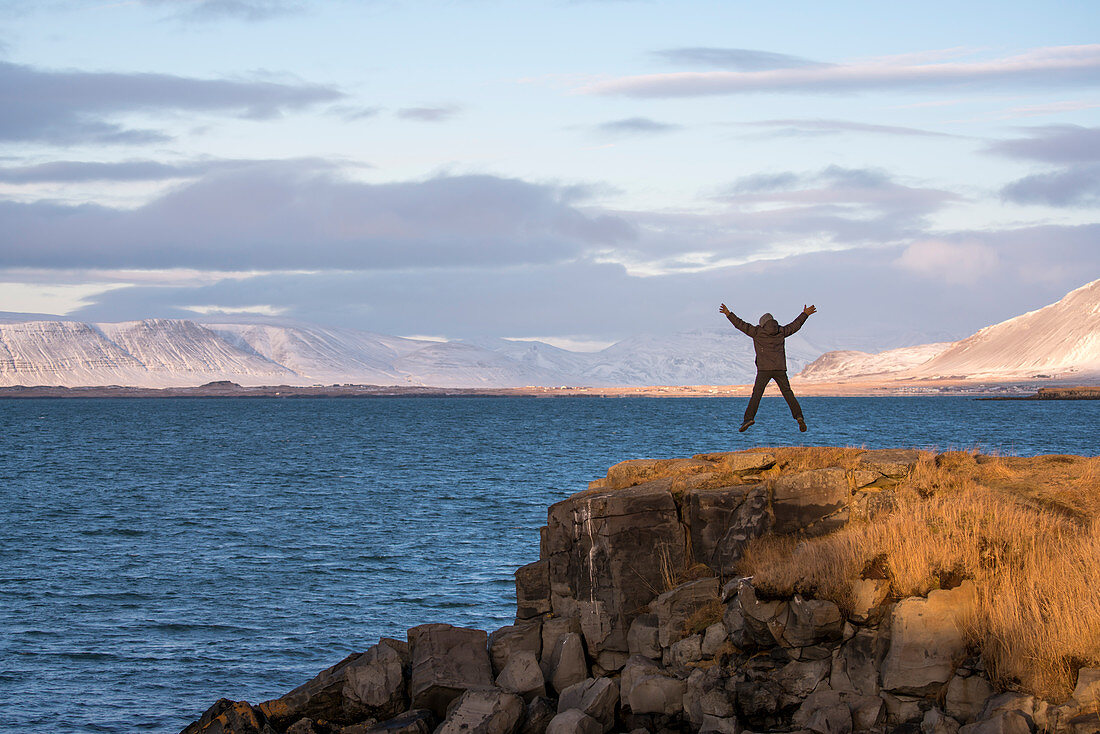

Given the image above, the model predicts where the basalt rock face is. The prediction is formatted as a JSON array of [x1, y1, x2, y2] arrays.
[[182, 448, 1096, 734]]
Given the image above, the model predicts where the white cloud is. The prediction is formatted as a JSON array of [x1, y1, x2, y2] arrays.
[[581, 44, 1100, 97]]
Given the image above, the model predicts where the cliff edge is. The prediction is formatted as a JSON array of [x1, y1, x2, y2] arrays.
[[182, 447, 1100, 734]]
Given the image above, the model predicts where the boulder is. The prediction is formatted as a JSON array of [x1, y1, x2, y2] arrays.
[[259, 643, 407, 729], [777, 659, 832, 706], [922, 708, 962, 734], [626, 614, 660, 660], [683, 668, 735, 729], [516, 560, 551, 619], [779, 596, 843, 648], [1073, 667, 1100, 708], [497, 651, 546, 702], [407, 624, 493, 718], [357, 710, 435, 734], [592, 649, 627, 675], [843, 693, 886, 733], [735, 677, 784, 720], [436, 688, 524, 734], [285, 720, 318, 734], [736, 579, 789, 648], [772, 468, 850, 536], [545, 479, 688, 658], [545, 632, 588, 695], [540, 617, 582, 670], [881, 583, 976, 696], [664, 634, 703, 667], [652, 577, 720, 648], [544, 709, 603, 734], [830, 626, 890, 697], [698, 715, 741, 734], [881, 692, 925, 726], [627, 674, 685, 716], [557, 678, 619, 732], [945, 674, 994, 725], [181, 699, 273, 734], [847, 579, 890, 624], [338, 721, 380, 734], [619, 656, 664, 704], [793, 691, 853, 734], [490, 621, 542, 676], [850, 489, 899, 522], [519, 697, 557, 734], [858, 449, 922, 478], [701, 623, 728, 657], [849, 470, 880, 489], [957, 711, 1031, 734]]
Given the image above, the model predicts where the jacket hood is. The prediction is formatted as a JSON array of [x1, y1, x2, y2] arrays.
[[759, 313, 779, 334]]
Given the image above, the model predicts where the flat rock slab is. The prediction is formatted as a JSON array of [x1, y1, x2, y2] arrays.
[[436, 688, 524, 734], [881, 582, 977, 696], [772, 468, 850, 536], [858, 449, 923, 478], [693, 451, 776, 473], [408, 624, 492, 718]]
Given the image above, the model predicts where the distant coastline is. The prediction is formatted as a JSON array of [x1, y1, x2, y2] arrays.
[[2, 379, 1097, 399]]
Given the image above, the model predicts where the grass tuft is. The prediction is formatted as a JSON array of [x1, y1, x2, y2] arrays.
[[739, 450, 1100, 701]]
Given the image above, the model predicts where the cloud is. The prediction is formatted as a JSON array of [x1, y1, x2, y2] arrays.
[[0, 161, 635, 270], [737, 118, 957, 138], [986, 124, 1100, 163], [331, 105, 383, 122], [0, 60, 343, 144], [0, 156, 354, 183], [142, 0, 305, 21], [1001, 164, 1100, 207], [396, 105, 461, 122], [652, 47, 825, 71], [726, 172, 802, 194], [596, 166, 959, 275], [895, 239, 1000, 284], [581, 44, 1100, 97], [989, 126, 1100, 206], [594, 117, 681, 135], [60, 223, 1100, 352]]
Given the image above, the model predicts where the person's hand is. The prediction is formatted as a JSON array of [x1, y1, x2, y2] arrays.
[[803, 304, 817, 316], [719, 303, 732, 316]]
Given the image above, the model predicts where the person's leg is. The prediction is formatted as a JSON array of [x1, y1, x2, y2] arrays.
[[742, 371, 771, 425], [773, 371, 804, 419]]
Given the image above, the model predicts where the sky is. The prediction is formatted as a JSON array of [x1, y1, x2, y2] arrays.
[[1, 0, 1098, 352]]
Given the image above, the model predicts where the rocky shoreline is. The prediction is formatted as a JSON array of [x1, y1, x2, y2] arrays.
[[182, 449, 1100, 734]]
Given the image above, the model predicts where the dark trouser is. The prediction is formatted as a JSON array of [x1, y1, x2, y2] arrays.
[[744, 370, 803, 422]]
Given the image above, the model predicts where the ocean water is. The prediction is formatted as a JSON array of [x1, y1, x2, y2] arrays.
[[2, 396, 1098, 733]]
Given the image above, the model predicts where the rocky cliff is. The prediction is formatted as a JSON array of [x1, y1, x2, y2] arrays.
[[182, 449, 1100, 734]]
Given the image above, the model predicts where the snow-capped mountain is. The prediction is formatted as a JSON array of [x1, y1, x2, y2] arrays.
[[3, 279, 1097, 388], [0, 318, 781, 388], [798, 278, 1100, 382]]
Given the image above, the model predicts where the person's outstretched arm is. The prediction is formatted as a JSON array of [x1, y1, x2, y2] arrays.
[[720, 303, 755, 336], [781, 304, 816, 336]]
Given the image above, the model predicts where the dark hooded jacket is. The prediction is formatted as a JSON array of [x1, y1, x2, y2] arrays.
[[725, 311, 808, 371]]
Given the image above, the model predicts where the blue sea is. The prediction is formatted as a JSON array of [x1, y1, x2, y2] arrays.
[[2, 396, 1098, 733]]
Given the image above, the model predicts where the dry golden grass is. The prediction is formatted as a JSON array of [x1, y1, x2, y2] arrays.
[[683, 597, 725, 637], [739, 449, 1100, 701]]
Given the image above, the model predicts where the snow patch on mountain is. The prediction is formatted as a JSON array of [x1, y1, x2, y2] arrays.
[[798, 278, 1100, 382]]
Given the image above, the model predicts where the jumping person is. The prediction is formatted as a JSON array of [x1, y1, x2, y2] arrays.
[[719, 303, 817, 432]]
